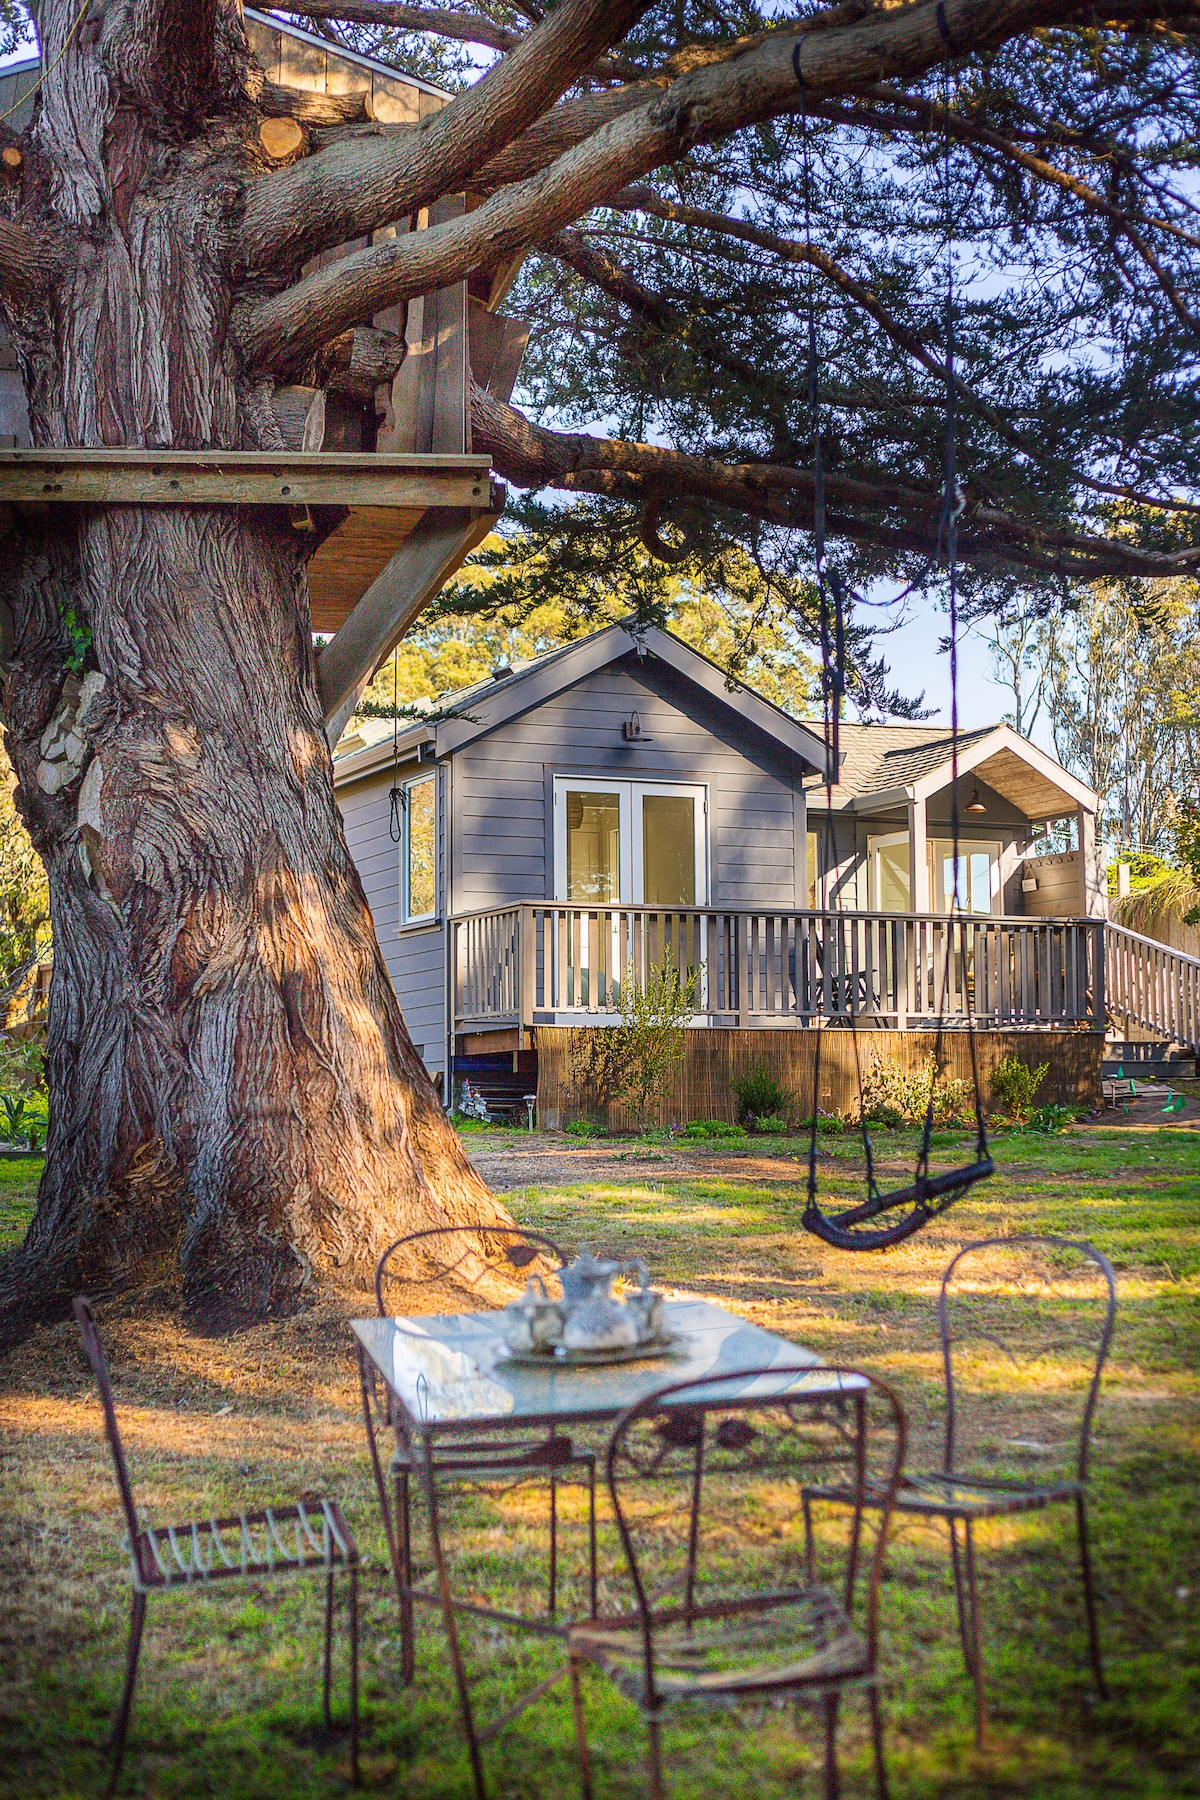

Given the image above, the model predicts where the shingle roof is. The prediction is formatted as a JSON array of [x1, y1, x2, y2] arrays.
[[814, 721, 1000, 805]]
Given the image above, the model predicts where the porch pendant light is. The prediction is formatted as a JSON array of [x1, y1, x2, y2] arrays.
[[966, 783, 987, 814]]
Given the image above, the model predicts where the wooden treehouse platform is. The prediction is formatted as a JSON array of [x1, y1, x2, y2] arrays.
[[0, 448, 501, 633], [0, 12, 531, 740]]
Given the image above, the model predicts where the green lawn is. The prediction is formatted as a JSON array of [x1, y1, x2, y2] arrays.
[[0, 1128, 1197, 1798]]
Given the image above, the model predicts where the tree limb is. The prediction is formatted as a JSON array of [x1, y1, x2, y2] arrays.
[[471, 387, 1200, 580], [279, 0, 523, 53], [240, 0, 655, 273], [611, 187, 1200, 516], [0, 218, 68, 299], [823, 84, 1200, 334], [243, 0, 1172, 368]]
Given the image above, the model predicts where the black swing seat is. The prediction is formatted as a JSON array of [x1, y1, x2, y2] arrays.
[[831, 1156, 996, 1228]]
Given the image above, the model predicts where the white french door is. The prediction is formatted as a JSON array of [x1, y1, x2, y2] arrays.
[[553, 779, 708, 904]]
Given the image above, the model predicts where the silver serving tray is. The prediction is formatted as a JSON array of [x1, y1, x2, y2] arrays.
[[498, 1331, 679, 1368]]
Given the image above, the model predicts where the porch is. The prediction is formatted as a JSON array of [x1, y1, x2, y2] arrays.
[[451, 903, 1109, 1038]]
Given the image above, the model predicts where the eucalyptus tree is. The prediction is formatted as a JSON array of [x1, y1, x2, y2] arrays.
[[0, 0, 1196, 1336]]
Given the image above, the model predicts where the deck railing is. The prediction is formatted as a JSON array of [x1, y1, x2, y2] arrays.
[[1106, 921, 1200, 1052], [451, 904, 1107, 1034]]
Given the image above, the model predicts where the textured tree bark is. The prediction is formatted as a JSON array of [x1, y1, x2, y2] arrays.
[[0, 0, 503, 1339]]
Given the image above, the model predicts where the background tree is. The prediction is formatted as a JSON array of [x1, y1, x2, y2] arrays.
[[0, 748, 50, 1025], [351, 526, 825, 719], [0, 0, 1197, 1337], [985, 580, 1200, 854]]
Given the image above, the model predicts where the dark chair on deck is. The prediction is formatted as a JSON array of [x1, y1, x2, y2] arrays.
[[566, 1366, 907, 1800], [803, 1235, 1117, 1745], [73, 1296, 359, 1795], [361, 1225, 598, 1681]]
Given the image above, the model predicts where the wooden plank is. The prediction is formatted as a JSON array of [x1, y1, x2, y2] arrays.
[[0, 450, 493, 509], [533, 1024, 1106, 1131], [318, 504, 498, 730]]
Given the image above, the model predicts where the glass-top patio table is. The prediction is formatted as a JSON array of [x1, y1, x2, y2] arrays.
[[352, 1298, 858, 1798]]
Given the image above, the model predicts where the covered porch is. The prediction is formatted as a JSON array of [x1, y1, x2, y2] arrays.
[[452, 903, 1107, 1039]]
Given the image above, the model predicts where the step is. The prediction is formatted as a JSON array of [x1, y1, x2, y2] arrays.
[[1103, 1057, 1196, 1080]]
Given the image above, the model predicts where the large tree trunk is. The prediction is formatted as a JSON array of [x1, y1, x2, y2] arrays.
[[0, 1, 502, 1339]]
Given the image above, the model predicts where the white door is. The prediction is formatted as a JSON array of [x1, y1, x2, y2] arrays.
[[929, 839, 1001, 915], [868, 831, 912, 912], [554, 779, 708, 904]]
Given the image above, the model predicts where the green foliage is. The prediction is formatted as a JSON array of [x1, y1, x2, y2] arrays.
[[1171, 800, 1200, 926], [564, 1118, 606, 1139], [989, 582, 1200, 856], [1028, 1102, 1077, 1134], [798, 1112, 848, 1136], [0, 757, 50, 1024], [731, 1063, 789, 1125], [750, 1113, 790, 1134], [61, 605, 92, 677], [568, 948, 700, 1126], [0, 1086, 47, 1149], [857, 1055, 973, 1128], [678, 1119, 747, 1141], [991, 1054, 1050, 1122]]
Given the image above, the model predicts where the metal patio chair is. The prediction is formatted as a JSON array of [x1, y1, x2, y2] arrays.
[[566, 1366, 907, 1800], [72, 1296, 359, 1796], [361, 1225, 598, 1681], [803, 1234, 1117, 1746]]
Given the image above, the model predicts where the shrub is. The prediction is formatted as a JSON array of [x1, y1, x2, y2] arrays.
[[857, 1054, 973, 1128], [990, 1053, 1049, 1122], [564, 1118, 605, 1139], [798, 1112, 847, 1135], [679, 1119, 747, 1141], [1028, 1102, 1075, 1134], [731, 1063, 788, 1125], [752, 1113, 790, 1134], [568, 948, 701, 1127]]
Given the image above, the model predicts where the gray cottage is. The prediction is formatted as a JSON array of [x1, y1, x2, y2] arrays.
[[333, 622, 1109, 1110]]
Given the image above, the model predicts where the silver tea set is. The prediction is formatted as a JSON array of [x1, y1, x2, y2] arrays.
[[500, 1244, 666, 1357]]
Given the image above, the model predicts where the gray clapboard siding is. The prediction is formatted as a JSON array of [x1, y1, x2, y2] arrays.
[[337, 766, 447, 1073], [451, 656, 805, 911]]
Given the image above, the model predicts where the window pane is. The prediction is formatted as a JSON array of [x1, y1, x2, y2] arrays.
[[641, 794, 695, 905], [807, 831, 820, 908], [405, 777, 436, 918], [566, 791, 621, 902], [969, 850, 993, 915], [875, 841, 910, 911]]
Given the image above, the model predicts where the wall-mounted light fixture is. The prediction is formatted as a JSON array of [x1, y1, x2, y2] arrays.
[[623, 710, 653, 741], [965, 782, 987, 814]]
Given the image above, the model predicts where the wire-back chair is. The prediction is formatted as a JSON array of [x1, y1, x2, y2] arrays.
[[72, 1296, 359, 1795], [566, 1366, 907, 1800], [804, 1234, 1117, 1745], [361, 1225, 598, 1681]]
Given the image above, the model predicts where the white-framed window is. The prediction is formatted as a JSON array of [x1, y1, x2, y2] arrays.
[[552, 778, 708, 905], [929, 838, 1001, 916], [401, 771, 437, 923]]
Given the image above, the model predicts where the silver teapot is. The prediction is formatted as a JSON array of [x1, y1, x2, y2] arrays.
[[499, 1274, 564, 1354], [559, 1245, 663, 1352]]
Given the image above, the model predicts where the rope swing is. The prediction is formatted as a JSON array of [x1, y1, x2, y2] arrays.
[[795, 18, 995, 1251]]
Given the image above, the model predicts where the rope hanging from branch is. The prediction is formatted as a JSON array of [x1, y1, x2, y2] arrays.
[[795, 32, 995, 1252]]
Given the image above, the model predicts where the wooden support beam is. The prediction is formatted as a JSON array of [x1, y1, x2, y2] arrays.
[[0, 449, 493, 510], [908, 796, 929, 912], [319, 503, 500, 741]]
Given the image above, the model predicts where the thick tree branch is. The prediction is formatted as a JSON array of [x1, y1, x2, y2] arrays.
[[280, 0, 524, 53], [471, 387, 1200, 580], [611, 188, 1200, 517], [240, 0, 654, 272], [0, 218, 69, 298], [243, 0, 1149, 368]]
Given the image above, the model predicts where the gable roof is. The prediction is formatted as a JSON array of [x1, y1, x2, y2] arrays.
[[332, 621, 828, 784], [814, 720, 1097, 818]]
